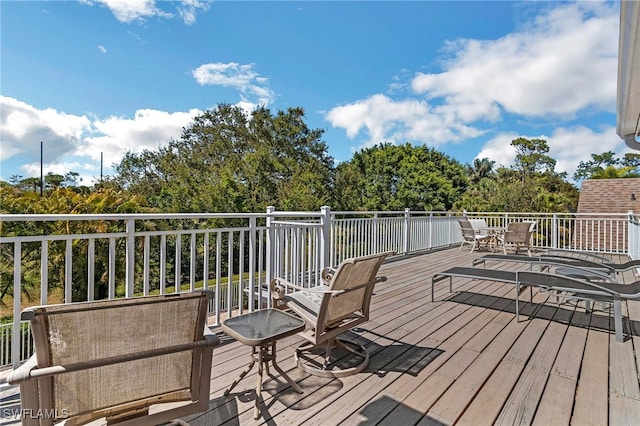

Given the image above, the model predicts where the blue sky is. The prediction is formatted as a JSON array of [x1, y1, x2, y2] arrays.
[[0, 1, 632, 188]]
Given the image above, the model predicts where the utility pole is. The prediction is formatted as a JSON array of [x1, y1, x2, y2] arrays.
[[100, 152, 103, 183], [40, 141, 43, 196]]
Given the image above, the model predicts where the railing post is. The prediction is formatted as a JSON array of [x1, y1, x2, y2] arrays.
[[551, 213, 558, 249], [403, 208, 411, 255], [12, 243, 21, 368], [373, 212, 379, 254], [429, 211, 434, 250], [628, 210, 636, 260], [266, 206, 275, 306], [320, 206, 331, 269], [248, 216, 257, 311], [125, 218, 135, 298]]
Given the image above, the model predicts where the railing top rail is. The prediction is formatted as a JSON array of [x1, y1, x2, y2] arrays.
[[331, 211, 633, 218], [270, 220, 322, 226], [0, 213, 270, 222]]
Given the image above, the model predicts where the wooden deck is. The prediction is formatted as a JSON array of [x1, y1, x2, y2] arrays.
[[0, 248, 637, 425], [187, 248, 640, 426]]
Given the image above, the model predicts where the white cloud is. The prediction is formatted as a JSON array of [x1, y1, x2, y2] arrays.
[[412, 2, 618, 121], [0, 96, 91, 162], [325, 94, 484, 151], [81, 0, 207, 25], [192, 62, 276, 106], [0, 96, 201, 184], [81, 0, 170, 23], [475, 125, 624, 181], [98, 45, 107, 53], [80, 108, 202, 169], [326, 2, 619, 151], [177, 0, 210, 25]]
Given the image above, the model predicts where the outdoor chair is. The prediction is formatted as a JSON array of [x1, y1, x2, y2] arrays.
[[474, 253, 639, 280], [432, 266, 640, 342], [270, 251, 392, 377], [500, 221, 537, 256], [458, 219, 492, 252], [515, 271, 640, 343], [467, 218, 489, 233], [6, 291, 219, 426]]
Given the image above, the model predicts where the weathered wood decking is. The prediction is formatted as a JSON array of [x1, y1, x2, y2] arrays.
[[188, 248, 640, 426]]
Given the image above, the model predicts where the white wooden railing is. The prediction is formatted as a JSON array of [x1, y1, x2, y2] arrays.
[[0, 208, 635, 368]]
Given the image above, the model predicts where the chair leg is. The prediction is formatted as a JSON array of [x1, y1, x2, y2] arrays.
[[613, 299, 624, 343]]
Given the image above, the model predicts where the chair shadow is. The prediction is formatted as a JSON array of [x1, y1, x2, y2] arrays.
[[356, 395, 446, 425], [258, 328, 443, 414], [180, 396, 240, 426], [445, 290, 640, 338]]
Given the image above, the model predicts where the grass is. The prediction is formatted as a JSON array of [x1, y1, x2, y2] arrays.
[[0, 271, 262, 322]]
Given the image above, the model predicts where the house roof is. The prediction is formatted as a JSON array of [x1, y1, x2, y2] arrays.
[[577, 178, 640, 214]]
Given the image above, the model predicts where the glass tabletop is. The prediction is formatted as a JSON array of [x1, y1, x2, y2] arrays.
[[222, 309, 305, 346]]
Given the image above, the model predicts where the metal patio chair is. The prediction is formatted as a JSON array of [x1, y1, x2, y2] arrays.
[[270, 251, 392, 377], [6, 291, 219, 426]]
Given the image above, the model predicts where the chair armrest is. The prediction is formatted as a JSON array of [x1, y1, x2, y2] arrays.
[[6, 355, 37, 385], [6, 338, 218, 385], [204, 325, 221, 346], [321, 267, 338, 285], [270, 278, 332, 299]]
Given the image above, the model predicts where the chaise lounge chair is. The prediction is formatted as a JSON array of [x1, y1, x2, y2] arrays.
[[515, 270, 640, 343], [473, 253, 640, 279], [431, 266, 640, 342], [270, 251, 392, 377]]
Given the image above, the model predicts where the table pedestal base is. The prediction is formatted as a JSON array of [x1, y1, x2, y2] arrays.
[[224, 341, 303, 419]]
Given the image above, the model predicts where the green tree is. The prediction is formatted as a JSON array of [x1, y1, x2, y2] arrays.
[[333, 143, 468, 211], [19, 177, 42, 193], [111, 104, 334, 212], [64, 171, 81, 187], [511, 138, 556, 185], [573, 151, 640, 180], [44, 172, 65, 190], [465, 158, 496, 184]]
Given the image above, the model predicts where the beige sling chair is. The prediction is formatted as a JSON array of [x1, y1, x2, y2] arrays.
[[6, 291, 218, 426], [270, 251, 392, 378], [500, 221, 537, 256], [457, 219, 492, 252]]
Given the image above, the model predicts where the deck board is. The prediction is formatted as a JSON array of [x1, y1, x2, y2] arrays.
[[191, 248, 640, 425], [5, 247, 637, 426]]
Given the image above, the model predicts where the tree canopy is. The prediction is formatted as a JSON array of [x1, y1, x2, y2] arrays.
[[333, 143, 468, 211], [573, 151, 640, 181], [454, 138, 578, 213], [110, 104, 335, 212]]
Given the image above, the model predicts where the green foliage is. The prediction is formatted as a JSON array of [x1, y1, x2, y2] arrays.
[[574, 151, 640, 180], [454, 138, 579, 213], [111, 104, 334, 212], [511, 137, 556, 185], [0, 187, 155, 304], [333, 143, 469, 211]]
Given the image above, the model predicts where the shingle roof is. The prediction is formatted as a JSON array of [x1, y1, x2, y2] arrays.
[[577, 178, 640, 214]]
